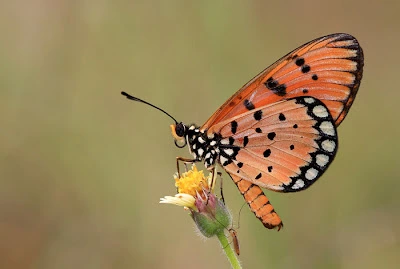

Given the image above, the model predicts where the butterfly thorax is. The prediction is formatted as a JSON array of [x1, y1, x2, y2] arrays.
[[185, 124, 224, 168]]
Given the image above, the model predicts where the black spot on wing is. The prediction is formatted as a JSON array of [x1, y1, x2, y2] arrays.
[[273, 84, 287, 96], [244, 99, 255, 110], [295, 58, 305, 66], [263, 149, 271, 158], [222, 159, 233, 166], [279, 113, 286, 121], [267, 132, 276, 140], [243, 136, 249, 147], [231, 121, 238, 134], [264, 77, 287, 96], [254, 110, 262, 121], [265, 77, 278, 88], [301, 65, 310, 73]]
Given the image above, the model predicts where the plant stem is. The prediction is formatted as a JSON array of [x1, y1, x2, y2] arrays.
[[216, 231, 242, 269]]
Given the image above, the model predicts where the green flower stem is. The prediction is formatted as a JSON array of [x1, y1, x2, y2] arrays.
[[216, 231, 242, 269]]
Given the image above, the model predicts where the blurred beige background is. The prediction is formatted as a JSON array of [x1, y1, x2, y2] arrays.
[[1, 1, 399, 268]]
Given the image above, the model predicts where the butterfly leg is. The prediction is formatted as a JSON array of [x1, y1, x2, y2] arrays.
[[216, 172, 225, 205], [206, 167, 217, 205], [184, 163, 189, 172], [228, 173, 283, 230], [176, 156, 197, 177]]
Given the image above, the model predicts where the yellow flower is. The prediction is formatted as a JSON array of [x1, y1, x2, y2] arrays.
[[160, 164, 213, 210], [174, 165, 213, 197], [160, 165, 232, 238], [159, 165, 240, 265]]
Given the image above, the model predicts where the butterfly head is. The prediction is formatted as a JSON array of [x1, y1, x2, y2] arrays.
[[170, 122, 188, 148]]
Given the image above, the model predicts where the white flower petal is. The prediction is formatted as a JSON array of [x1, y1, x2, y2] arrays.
[[159, 193, 196, 208]]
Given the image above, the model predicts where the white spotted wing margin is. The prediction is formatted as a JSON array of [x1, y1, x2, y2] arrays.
[[214, 96, 338, 193], [283, 96, 338, 192]]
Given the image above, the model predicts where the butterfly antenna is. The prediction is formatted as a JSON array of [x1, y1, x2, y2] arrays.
[[121, 91, 178, 124]]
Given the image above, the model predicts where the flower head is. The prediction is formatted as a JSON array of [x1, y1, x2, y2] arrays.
[[160, 164, 232, 238], [174, 165, 212, 197]]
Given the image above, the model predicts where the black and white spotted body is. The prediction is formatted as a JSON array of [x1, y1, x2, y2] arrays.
[[185, 125, 245, 169], [186, 124, 221, 168]]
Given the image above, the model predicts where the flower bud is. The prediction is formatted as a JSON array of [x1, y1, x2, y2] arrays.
[[190, 190, 232, 238]]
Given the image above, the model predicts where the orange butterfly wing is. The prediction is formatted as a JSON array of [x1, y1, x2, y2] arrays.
[[213, 96, 337, 192], [195, 34, 361, 229], [201, 33, 363, 131]]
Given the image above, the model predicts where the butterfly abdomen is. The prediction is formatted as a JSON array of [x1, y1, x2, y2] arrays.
[[230, 173, 283, 230]]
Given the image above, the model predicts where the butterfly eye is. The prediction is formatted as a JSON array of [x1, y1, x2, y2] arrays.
[[175, 122, 186, 137]]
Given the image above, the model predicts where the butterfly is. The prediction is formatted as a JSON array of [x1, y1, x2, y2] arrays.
[[122, 33, 364, 230]]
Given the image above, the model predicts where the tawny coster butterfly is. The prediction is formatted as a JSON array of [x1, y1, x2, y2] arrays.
[[122, 33, 364, 230]]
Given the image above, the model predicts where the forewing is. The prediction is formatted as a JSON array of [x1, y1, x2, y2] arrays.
[[215, 96, 338, 192], [201, 33, 363, 130]]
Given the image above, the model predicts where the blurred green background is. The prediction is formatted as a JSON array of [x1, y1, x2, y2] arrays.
[[1, 1, 399, 268]]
